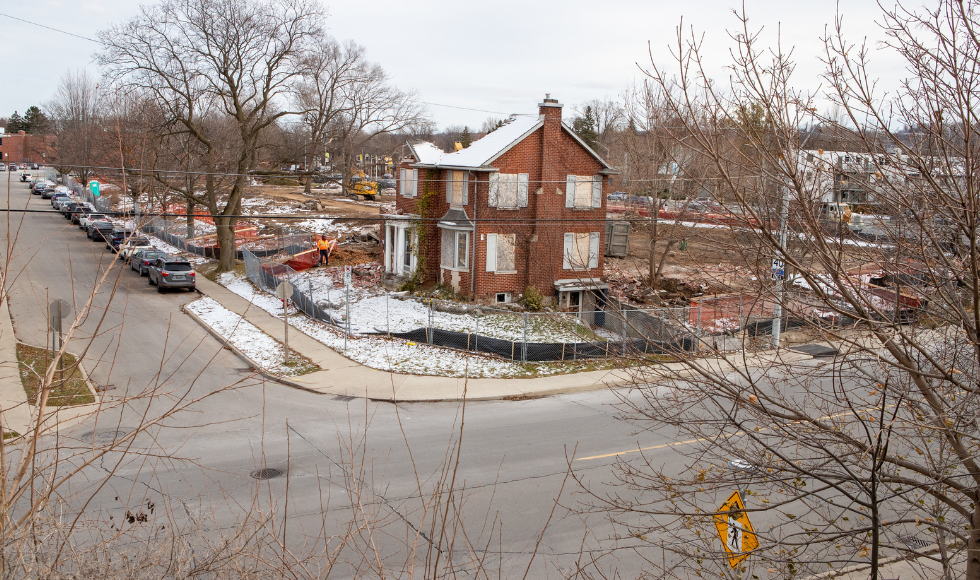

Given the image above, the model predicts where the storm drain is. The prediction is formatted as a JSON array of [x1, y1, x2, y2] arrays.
[[250, 468, 284, 480], [900, 534, 932, 551]]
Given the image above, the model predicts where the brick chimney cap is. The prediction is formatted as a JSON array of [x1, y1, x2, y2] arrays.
[[539, 94, 562, 108]]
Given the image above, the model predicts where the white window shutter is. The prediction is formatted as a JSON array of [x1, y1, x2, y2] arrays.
[[563, 233, 574, 269], [591, 177, 602, 208], [399, 168, 406, 196], [589, 232, 600, 269], [446, 171, 454, 204], [486, 234, 497, 272], [488, 173, 499, 207], [462, 172, 469, 205], [517, 173, 529, 207], [565, 175, 576, 208], [410, 169, 418, 197]]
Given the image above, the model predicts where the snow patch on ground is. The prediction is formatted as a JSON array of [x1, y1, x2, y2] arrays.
[[216, 272, 577, 378], [186, 297, 310, 376]]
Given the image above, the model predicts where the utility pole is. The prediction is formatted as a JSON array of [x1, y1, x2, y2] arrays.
[[771, 185, 790, 348]]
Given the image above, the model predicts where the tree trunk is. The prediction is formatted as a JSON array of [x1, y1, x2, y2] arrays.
[[968, 502, 980, 580], [215, 216, 236, 273], [186, 198, 194, 239], [304, 172, 313, 195]]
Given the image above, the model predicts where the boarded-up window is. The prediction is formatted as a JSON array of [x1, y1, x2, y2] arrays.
[[489, 173, 529, 208], [400, 168, 418, 197], [565, 175, 602, 208], [448, 171, 468, 206], [563, 232, 600, 270], [486, 233, 516, 272]]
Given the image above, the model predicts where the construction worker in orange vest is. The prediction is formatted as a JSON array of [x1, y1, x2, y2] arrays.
[[316, 234, 334, 267]]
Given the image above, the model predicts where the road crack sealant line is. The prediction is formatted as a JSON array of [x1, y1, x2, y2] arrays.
[[180, 303, 325, 396], [284, 422, 442, 552]]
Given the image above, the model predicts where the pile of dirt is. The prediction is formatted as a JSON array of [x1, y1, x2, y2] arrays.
[[329, 246, 379, 267]]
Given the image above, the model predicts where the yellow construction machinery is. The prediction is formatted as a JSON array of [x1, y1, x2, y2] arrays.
[[347, 168, 378, 200]]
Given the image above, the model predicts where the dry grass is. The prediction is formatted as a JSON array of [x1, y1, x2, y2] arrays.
[[16, 343, 95, 406]]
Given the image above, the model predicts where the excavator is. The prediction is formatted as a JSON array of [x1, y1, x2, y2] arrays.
[[346, 168, 378, 201]]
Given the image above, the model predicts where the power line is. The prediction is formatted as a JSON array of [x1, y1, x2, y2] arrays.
[[0, 12, 99, 43], [49, 163, 770, 183], [418, 102, 510, 116]]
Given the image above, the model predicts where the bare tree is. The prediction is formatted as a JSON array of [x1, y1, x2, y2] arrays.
[[578, 3, 980, 579], [97, 0, 324, 272], [46, 70, 103, 186], [293, 38, 363, 194], [327, 55, 428, 197]]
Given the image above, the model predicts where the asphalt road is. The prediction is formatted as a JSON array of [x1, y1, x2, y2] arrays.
[[2, 173, 701, 577]]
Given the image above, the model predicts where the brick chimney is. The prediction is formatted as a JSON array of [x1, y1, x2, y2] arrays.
[[531, 93, 566, 293], [539, 93, 562, 122]]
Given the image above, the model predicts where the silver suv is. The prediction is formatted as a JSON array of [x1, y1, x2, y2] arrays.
[[147, 258, 196, 292]]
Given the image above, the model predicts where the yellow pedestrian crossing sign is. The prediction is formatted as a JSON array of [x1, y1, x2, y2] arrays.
[[714, 491, 759, 568]]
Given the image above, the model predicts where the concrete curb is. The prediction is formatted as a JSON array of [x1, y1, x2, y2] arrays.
[[180, 304, 326, 396]]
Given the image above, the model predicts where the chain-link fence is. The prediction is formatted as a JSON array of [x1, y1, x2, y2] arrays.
[[145, 217, 313, 260], [235, 251, 815, 362]]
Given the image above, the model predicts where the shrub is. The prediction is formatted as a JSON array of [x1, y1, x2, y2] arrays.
[[521, 285, 544, 312]]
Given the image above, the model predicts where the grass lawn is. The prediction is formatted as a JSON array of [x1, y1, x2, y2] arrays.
[[16, 343, 95, 406]]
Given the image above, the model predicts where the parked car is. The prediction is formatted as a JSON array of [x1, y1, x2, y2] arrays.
[[118, 237, 152, 260], [79, 213, 108, 230], [59, 201, 80, 216], [19, 164, 27, 170], [107, 227, 136, 252], [148, 257, 196, 292], [607, 192, 627, 202], [8, 165, 15, 171], [70, 204, 96, 225], [30, 163, 38, 170], [130, 249, 169, 276], [86, 219, 115, 242], [20, 172, 31, 182], [51, 194, 74, 209]]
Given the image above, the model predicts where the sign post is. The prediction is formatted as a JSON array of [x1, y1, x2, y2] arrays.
[[275, 281, 294, 365], [343, 266, 352, 351], [714, 491, 759, 570], [48, 299, 72, 383]]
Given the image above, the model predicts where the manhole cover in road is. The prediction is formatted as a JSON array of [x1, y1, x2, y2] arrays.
[[790, 343, 838, 357], [80, 428, 134, 442], [250, 468, 284, 480]]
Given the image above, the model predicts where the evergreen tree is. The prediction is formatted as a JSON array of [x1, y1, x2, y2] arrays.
[[460, 126, 472, 148], [572, 106, 599, 151], [23, 106, 48, 134], [7, 111, 24, 133]]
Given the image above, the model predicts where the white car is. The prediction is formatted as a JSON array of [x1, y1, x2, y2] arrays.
[[119, 238, 153, 260], [79, 213, 108, 231]]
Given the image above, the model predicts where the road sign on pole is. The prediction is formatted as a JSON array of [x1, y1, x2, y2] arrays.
[[770, 258, 784, 280], [275, 281, 294, 365], [344, 266, 351, 351], [714, 491, 759, 568]]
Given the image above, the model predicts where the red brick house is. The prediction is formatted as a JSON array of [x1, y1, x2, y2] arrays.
[[383, 95, 617, 308]]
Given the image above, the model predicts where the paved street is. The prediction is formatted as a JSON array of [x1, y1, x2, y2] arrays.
[[0, 173, 687, 576]]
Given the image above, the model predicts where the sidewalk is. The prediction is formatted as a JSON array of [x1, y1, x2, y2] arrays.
[[192, 277, 816, 401]]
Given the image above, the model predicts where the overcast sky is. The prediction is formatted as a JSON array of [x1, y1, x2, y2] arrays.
[[0, 0, 902, 130]]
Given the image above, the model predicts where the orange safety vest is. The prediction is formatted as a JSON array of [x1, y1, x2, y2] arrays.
[[317, 239, 331, 250]]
